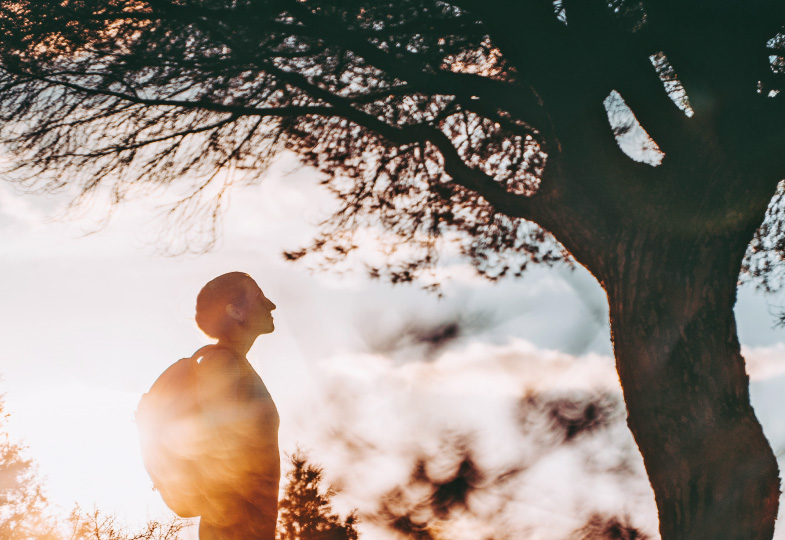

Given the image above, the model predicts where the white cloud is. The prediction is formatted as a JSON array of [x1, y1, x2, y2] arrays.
[[0, 183, 45, 228], [744, 343, 785, 381], [279, 340, 656, 540]]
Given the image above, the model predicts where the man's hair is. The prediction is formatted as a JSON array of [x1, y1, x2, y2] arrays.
[[195, 272, 253, 339]]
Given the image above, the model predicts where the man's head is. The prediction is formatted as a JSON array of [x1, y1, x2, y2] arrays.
[[195, 272, 276, 340]]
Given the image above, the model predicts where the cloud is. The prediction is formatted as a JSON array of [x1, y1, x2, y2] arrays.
[[275, 338, 785, 540], [744, 343, 785, 381], [0, 183, 49, 232], [276, 336, 785, 540], [279, 340, 658, 540]]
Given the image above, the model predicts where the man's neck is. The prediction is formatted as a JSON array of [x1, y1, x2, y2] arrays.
[[217, 334, 257, 360]]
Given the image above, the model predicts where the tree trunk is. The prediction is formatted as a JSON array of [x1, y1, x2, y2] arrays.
[[602, 232, 780, 540]]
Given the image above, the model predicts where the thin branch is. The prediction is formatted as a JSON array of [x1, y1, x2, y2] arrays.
[[251, 62, 547, 219], [4, 67, 336, 118], [282, 1, 552, 129]]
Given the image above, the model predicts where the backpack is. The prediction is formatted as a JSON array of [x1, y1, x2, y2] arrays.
[[135, 345, 218, 518]]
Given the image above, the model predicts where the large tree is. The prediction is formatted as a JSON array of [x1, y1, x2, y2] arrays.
[[1, 1, 784, 538]]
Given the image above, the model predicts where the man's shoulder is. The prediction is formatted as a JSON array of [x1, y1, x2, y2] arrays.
[[196, 345, 238, 371]]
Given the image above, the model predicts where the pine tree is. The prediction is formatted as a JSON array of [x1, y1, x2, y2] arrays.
[[277, 452, 359, 540]]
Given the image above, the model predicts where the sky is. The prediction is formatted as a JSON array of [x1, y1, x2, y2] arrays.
[[1, 152, 784, 539]]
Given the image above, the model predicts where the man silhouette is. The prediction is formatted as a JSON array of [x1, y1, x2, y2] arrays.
[[192, 272, 280, 540]]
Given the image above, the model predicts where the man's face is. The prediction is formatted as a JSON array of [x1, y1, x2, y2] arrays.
[[244, 280, 276, 335]]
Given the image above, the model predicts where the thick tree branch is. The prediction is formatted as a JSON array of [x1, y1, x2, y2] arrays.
[[257, 63, 548, 221], [280, 2, 553, 131], [9, 64, 548, 225], [561, 0, 692, 157], [99, 1, 551, 144]]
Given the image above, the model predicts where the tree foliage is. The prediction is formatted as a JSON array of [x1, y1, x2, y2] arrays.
[[66, 509, 184, 540], [2, 0, 785, 285], [571, 514, 647, 540], [277, 451, 359, 540], [0, 401, 59, 540], [0, 0, 571, 276], [0, 0, 782, 286]]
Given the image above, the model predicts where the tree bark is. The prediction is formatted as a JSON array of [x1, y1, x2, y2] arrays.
[[602, 232, 780, 540]]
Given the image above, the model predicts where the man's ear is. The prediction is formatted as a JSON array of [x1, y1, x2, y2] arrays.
[[225, 304, 244, 323]]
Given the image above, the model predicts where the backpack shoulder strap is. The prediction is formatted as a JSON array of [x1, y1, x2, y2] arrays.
[[190, 344, 230, 363]]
